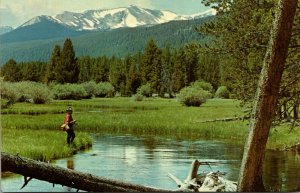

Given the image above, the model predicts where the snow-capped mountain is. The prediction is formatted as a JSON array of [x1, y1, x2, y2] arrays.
[[189, 9, 217, 19], [19, 5, 215, 31], [19, 15, 58, 28], [0, 26, 14, 35]]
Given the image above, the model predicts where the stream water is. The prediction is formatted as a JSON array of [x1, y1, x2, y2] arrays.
[[1, 134, 300, 192]]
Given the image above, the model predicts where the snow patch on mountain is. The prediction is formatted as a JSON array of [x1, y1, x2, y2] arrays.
[[190, 9, 217, 19], [19, 15, 59, 28]]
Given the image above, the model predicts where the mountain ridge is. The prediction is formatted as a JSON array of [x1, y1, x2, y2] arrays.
[[0, 26, 14, 35], [18, 5, 215, 31]]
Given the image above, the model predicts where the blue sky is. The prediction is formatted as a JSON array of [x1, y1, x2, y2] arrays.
[[0, 0, 210, 28]]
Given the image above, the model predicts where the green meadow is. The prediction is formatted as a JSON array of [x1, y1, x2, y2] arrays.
[[1, 98, 299, 161]]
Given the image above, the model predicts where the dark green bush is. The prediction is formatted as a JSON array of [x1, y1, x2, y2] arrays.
[[215, 86, 229, 99]]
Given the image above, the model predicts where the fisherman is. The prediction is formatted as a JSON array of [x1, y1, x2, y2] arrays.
[[63, 107, 76, 144]]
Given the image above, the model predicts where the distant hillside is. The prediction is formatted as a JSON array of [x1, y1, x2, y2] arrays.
[[0, 16, 214, 65], [0, 17, 89, 44]]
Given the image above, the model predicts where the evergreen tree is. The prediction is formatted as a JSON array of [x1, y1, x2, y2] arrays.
[[125, 57, 141, 95], [97, 56, 110, 82], [0, 59, 20, 82], [150, 48, 163, 95], [141, 38, 163, 94], [184, 42, 200, 84], [45, 45, 61, 83], [78, 56, 92, 83], [141, 38, 158, 84], [109, 56, 126, 95], [198, 0, 300, 121], [198, 0, 275, 101], [55, 38, 79, 83], [198, 52, 220, 90], [172, 48, 186, 92], [161, 45, 175, 97], [20, 61, 47, 82]]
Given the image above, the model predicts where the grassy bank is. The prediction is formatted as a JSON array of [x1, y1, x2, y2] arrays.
[[1, 97, 299, 161], [1, 128, 92, 161]]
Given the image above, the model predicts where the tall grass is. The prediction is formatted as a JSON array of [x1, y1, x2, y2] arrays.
[[267, 125, 300, 150], [2, 98, 298, 152], [2, 128, 92, 161], [2, 98, 247, 138]]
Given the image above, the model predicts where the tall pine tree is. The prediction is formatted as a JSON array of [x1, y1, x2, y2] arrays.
[[55, 38, 79, 83], [161, 45, 175, 97], [45, 45, 61, 83], [141, 38, 163, 94], [0, 59, 20, 82], [172, 47, 186, 92]]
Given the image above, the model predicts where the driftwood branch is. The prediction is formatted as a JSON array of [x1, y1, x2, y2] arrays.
[[168, 160, 200, 191], [168, 160, 237, 192], [193, 116, 250, 124], [1, 152, 172, 192]]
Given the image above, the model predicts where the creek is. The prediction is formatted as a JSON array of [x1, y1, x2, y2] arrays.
[[1, 134, 300, 192]]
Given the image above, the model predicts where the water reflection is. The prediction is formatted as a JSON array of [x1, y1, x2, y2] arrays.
[[66, 159, 75, 192], [264, 150, 300, 191], [123, 146, 138, 166], [1, 134, 299, 192], [67, 159, 74, 170]]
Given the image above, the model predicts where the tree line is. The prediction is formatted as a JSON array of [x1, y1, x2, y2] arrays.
[[1, 38, 221, 98]]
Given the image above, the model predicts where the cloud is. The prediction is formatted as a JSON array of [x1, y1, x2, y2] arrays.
[[0, 6, 19, 27]]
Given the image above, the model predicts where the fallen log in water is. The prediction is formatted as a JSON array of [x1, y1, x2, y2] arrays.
[[1, 152, 172, 192], [168, 160, 237, 192]]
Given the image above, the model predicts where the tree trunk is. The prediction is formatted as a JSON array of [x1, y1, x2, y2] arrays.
[[237, 0, 298, 192], [283, 103, 288, 119], [1, 152, 172, 192], [293, 96, 299, 120]]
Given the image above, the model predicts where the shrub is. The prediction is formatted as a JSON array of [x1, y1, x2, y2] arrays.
[[52, 84, 87, 100], [177, 86, 212, 107], [28, 82, 53, 104], [137, 83, 152, 97], [215, 86, 229, 99], [132, 93, 144, 101], [81, 81, 97, 99], [1, 81, 52, 104], [0, 82, 20, 103], [14, 81, 32, 102], [94, 82, 115, 98], [191, 81, 214, 94]]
